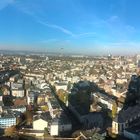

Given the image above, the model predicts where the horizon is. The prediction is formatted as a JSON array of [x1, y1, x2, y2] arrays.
[[1, 0, 140, 55], [0, 49, 138, 57]]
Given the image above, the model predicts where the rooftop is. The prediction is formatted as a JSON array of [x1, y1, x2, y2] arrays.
[[33, 112, 52, 122], [125, 124, 140, 135], [0, 113, 15, 119], [115, 104, 140, 123]]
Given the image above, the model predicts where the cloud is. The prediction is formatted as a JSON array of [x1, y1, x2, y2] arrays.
[[12, 1, 97, 38], [12, 1, 136, 44], [125, 25, 136, 33], [77, 32, 96, 37], [38, 20, 97, 38], [108, 16, 136, 39], [108, 15, 119, 22], [91, 15, 136, 42], [13, 2, 76, 37], [0, 0, 15, 10], [37, 20, 75, 37]]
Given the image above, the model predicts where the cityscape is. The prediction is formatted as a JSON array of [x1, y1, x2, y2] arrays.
[[0, 52, 139, 140], [1, 0, 140, 140]]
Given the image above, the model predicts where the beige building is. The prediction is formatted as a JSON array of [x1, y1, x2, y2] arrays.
[[12, 89, 25, 97], [33, 117, 48, 131]]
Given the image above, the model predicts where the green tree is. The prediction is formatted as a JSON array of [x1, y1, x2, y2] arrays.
[[57, 89, 66, 103], [44, 127, 49, 137], [91, 133, 105, 140]]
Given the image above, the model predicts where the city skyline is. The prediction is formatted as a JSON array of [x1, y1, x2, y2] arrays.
[[0, 0, 140, 55]]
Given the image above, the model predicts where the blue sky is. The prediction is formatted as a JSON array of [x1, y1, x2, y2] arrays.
[[0, 0, 140, 55]]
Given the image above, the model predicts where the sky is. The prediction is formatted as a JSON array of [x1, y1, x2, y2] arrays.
[[0, 0, 140, 55]]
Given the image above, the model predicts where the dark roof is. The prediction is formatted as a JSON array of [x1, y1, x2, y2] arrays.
[[114, 105, 140, 123], [0, 137, 13, 140], [33, 112, 52, 122], [59, 112, 71, 124], [0, 113, 15, 119], [125, 125, 140, 135]]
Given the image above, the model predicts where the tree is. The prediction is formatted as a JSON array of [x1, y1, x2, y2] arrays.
[[57, 89, 66, 103], [44, 127, 49, 137], [3, 95, 14, 106], [112, 102, 117, 118], [91, 133, 105, 140], [4, 126, 17, 137], [24, 110, 33, 125], [64, 94, 68, 104]]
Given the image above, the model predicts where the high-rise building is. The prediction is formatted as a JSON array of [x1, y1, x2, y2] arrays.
[[136, 55, 140, 68], [108, 54, 112, 60]]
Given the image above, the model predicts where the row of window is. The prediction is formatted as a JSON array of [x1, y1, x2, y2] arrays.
[[0, 122, 16, 128], [0, 120, 15, 122], [0, 123, 15, 126], [1, 121, 15, 123]]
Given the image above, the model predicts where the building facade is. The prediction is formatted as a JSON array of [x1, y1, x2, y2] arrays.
[[0, 114, 16, 128]]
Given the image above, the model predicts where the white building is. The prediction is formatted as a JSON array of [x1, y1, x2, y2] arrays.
[[55, 83, 68, 91], [9, 74, 19, 82], [25, 73, 44, 79], [93, 92, 115, 110], [37, 83, 50, 90], [50, 120, 59, 136], [33, 112, 52, 133], [0, 114, 16, 128], [12, 89, 25, 97], [19, 65, 27, 70]]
